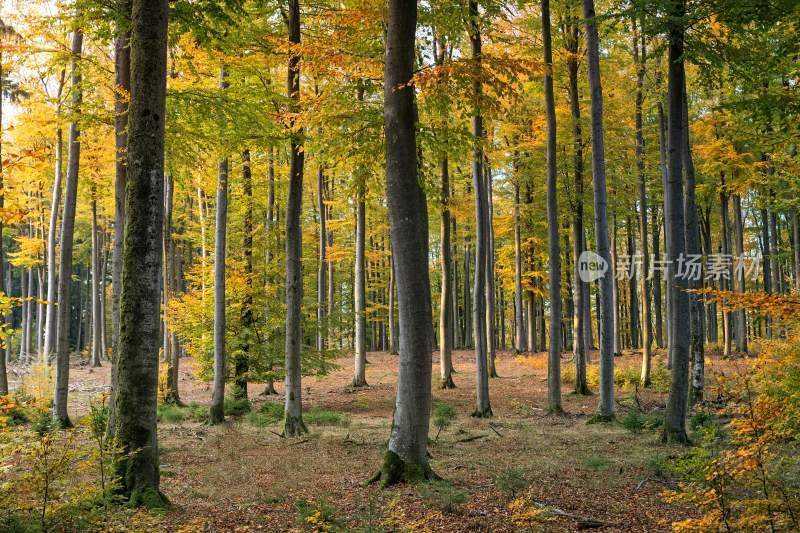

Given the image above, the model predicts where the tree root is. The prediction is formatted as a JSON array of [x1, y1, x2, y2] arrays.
[[368, 450, 439, 487]]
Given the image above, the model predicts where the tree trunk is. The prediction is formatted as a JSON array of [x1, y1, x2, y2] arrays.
[[53, 28, 83, 426], [162, 173, 180, 403], [0, 44, 5, 394], [317, 166, 327, 353], [732, 194, 747, 353], [43, 125, 64, 366], [389, 252, 398, 354], [113, 0, 168, 505], [91, 194, 102, 367], [542, 0, 562, 413], [235, 150, 253, 401], [469, 0, 491, 418], [353, 187, 368, 387], [662, 0, 691, 444], [583, 0, 615, 418], [611, 217, 621, 355], [439, 155, 455, 387], [263, 147, 278, 395], [373, 0, 435, 484], [652, 209, 664, 348], [513, 181, 527, 352], [634, 21, 652, 385], [283, 0, 308, 436], [760, 204, 772, 338], [485, 163, 498, 378], [209, 65, 229, 425], [109, 1, 131, 434]]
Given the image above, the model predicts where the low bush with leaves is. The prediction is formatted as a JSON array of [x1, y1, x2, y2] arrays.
[[664, 291, 800, 532]]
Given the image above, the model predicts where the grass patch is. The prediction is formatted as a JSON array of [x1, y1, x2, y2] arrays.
[[620, 408, 664, 433], [304, 407, 350, 427], [157, 401, 207, 423], [246, 402, 284, 427], [224, 395, 252, 416], [582, 455, 610, 471], [416, 480, 468, 513]]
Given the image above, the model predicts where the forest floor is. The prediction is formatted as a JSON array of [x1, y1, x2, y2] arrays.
[[49, 347, 710, 532]]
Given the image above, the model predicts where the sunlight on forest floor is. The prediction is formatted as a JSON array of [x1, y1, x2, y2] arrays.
[[35, 348, 712, 532]]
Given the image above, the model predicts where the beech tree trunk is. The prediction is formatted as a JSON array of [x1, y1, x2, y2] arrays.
[[209, 65, 229, 425], [113, 0, 168, 504], [109, 0, 131, 434], [373, 0, 435, 484], [542, 0, 562, 413], [513, 181, 527, 352], [162, 173, 180, 403], [439, 155, 455, 387], [53, 28, 83, 426], [469, 0, 491, 418], [353, 187, 368, 387], [583, 0, 615, 418], [235, 150, 253, 400], [732, 194, 747, 353], [283, 0, 308, 436], [91, 194, 102, 367], [485, 163, 498, 379], [663, 0, 691, 444], [317, 167, 327, 353]]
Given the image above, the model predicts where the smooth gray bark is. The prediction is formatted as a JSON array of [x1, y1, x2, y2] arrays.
[[353, 187, 367, 387], [513, 181, 527, 352], [90, 195, 102, 367], [583, 0, 614, 418], [53, 28, 83, 426], [732, 194, 748, 353], [439, 155, 454, 387]]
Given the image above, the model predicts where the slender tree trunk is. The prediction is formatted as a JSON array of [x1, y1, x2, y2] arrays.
[[469, 0, 491, 418], [389, 252, 398, 354], [91, 194, 102, 367], [263, 147, 278, 395], [317, 167, 327, 352], [662, 0, 691, 444], [353, 187, 368, 387], [234, 150, 253, 401], [43, 125, 64, 366], [656, 64, 673, 357], [583, 0, 615, 418], [634, 21, 652, 385], [485, 163, 498, 378], [109, 0, 131, 434], [792, 209, 799, 291], [611, 217, 621, 355], [162, 173, 180, 404], [373, 0, 435, 484], [719, 178, 733, 355], [0, 46, 5, 394], [732, 194, 747, 353], [652, 209, 664, 348], [283, 0, 308, 436], [627, 217, 640, 349], [113, 0, 168, 504], [513, 181, 527, 352], [209, 65, 229, 425], [53, 28, 83, 426], [760, 204, 772, 338], [565, 10, 588, 392], [463, 238, 471, 348], [542, 0, 562, 413], [439, 155, 455, 387]]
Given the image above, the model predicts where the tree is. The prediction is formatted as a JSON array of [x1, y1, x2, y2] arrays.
[[469, 0, 491, 419], [113, 0, 169, 505], [582, 0, 614, 419], [439, 154, 455, 388], [662, 0, 691, 444], [52, 26, 83, 426], [353, 183, 367, 387], [372, 0, 436, 485], [209, 65, 229, 425], [283, 0, 308, 437], [542, 0, 561, 414]]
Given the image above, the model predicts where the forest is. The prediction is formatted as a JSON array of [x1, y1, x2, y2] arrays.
[[0, 0, 798, 530]]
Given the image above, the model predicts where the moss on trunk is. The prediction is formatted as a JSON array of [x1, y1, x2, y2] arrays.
[[368, 450, 437, 488]]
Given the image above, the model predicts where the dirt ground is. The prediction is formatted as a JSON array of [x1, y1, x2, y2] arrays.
[[42, 347, 700, 532]]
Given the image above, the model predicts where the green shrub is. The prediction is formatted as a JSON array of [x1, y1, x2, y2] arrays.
[[224, 395, 251, 416], [494, 468, 528, 498], [582, 455, 610, 471], [304, 407, 350, 427], [620, 408, 664, 433], [416, 480, 468, 513], [246, 402, 284, 427], [157, 402, 207, 423], [432, 402, 457, 440]]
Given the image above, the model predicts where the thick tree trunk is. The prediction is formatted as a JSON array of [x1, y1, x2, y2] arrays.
[[283, 0, 308, 436], [373, 0, 435, 484], [53, 28, 83, 426], [209, 65, 229, 425], [109, 1, 131, 434], [583, 0, 615, 418], [113, 0, 168, 505], [469, 0, 491, 418], [542, 0, 562, 413], [353, 187, 368, 387], [439, 156, 455, 387], [662, 0, 691, 444]]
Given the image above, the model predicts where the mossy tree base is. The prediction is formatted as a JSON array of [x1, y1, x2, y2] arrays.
[[489, 369, 499, 378], [471, 407, 493, 418], [128, 486, 170, 510], [662, 425, 691, 445], [440, 375, 456, 389], [208, 405, 224, 425], [587, 414, 615, 424], [546, 405, 565, 416], [572, 384, 593, 396], [352, 378, 369, 389], [283, 415, 308, 437], [54, 415, 73, 429], [262, 381, 278, 395], [368, 450, 439, 487]]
